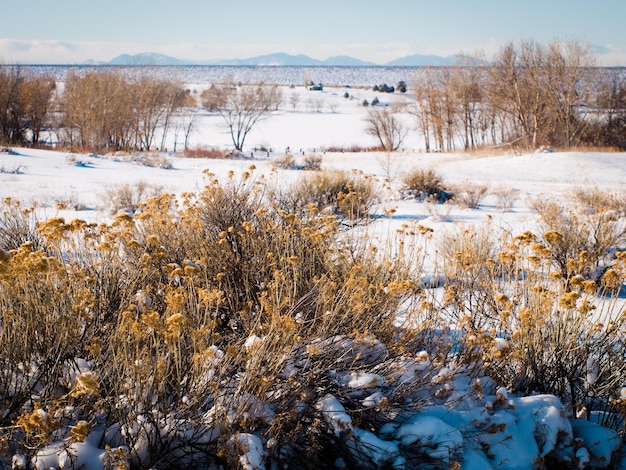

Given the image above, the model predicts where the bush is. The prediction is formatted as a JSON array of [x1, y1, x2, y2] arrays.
[[493, 185, 519, 211], [2, 181, 626, 467], [528, 192, 626, 282], [103, 180, 163, 215], [435, 222, 626, 428], [132, 152, 173, 169], [270, 169, 377, 222], [453, 181, 490, 209], [401, 168, 451, 202], [302, 153, 322, 170], [183, 146, 229, 159], [273, 152, 296, 169], [0, 198, 41, 251], [0, 174, 426, 468]]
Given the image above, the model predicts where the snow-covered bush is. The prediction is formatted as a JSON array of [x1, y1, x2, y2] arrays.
[[434, 217, 626, 439]]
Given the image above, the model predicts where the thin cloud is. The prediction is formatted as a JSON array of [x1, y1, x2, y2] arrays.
[[2, 38, 625, 66]]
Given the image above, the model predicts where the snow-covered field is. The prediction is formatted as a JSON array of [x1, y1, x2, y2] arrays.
[[2, 79, 626, 469], [16, 65, 420, 87]]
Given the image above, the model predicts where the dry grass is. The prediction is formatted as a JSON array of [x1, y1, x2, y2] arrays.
[[183, 146, 230, 159]]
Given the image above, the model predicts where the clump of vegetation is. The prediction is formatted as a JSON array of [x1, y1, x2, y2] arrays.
[[272, 152, 296, 169], [453, 181, 490, 209], [302, 153, 322, 170], [493, 185, 519, 211], [529, 190, 626, 281], [132, 152, 173, 169], [373, 83, 395, 93], [401, 168, 451, 202], [0, 170, 427, 468], [183, 146, 229, 159], [435, 220, 626, 428], [103, 180, 164, 215], [271, 169, 378, 222], [0, 198, 41, 251]]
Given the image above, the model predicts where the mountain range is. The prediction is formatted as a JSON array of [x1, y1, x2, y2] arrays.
[[87, 52, 476, 67]]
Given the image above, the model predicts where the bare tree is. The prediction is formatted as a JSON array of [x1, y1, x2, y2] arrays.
[[543, 41, 596, 148], [364, 107, 408, 151], [60, 71, 185, 152], [172, 92, 200, 151], [0, 67, 53, 145], [0, 66, 27, 144], [412, 68, 449, 151], [449, 57, 486, 150], [216, 83, 280, 151], [200, 84, 228, 112], [24, 76, 55, 145], [289, 92, 300, 111]]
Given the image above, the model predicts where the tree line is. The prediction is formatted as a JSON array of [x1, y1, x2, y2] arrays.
[[0, 68, 194, 152], [410, 40, 626, 152], [2, 39, 626, 153]]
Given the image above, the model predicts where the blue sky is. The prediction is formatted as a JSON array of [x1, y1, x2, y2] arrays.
[[2, 0, 626, 64]]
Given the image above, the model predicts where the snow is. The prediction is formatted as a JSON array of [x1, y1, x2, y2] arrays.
[[232, 433, 266, 470], [316, 394, 353, 437], [572, 419, 621, 468], [384, 415, 463, 461], [2, 74, 626, 468]]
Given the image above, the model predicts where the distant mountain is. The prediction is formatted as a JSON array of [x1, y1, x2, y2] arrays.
[[384, 54, 485, 66], [207, 53, 376, 66], [321, 55, 377, 66], [215, 53, 323, 66], [93, 51, 482, 67], [106, 52, 190, 66]]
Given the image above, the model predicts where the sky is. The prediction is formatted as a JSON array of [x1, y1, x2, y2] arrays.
[[2, 0, 626, 65]]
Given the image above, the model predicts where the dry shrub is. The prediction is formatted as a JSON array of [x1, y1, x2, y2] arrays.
[[132, 152, 173, 169], [273, 154, 322, 171], [183, 146, 229, 159], [102, 180, 163, 215], [434, 220, 626, 431], [401, 168, 450, 202], [424, 195, 454, 222], [0, 198, 41, 251], [273, 152, 296, 169], [573, 186, 626, 216], [2, 178, 626, 468], [0, 168, 434, 468], [302, 153, 322, 170], [529, 193, 626, 281], [453, 181, 490, 209], [271, 169, 378, 222], [492, 185, 519, 211]]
